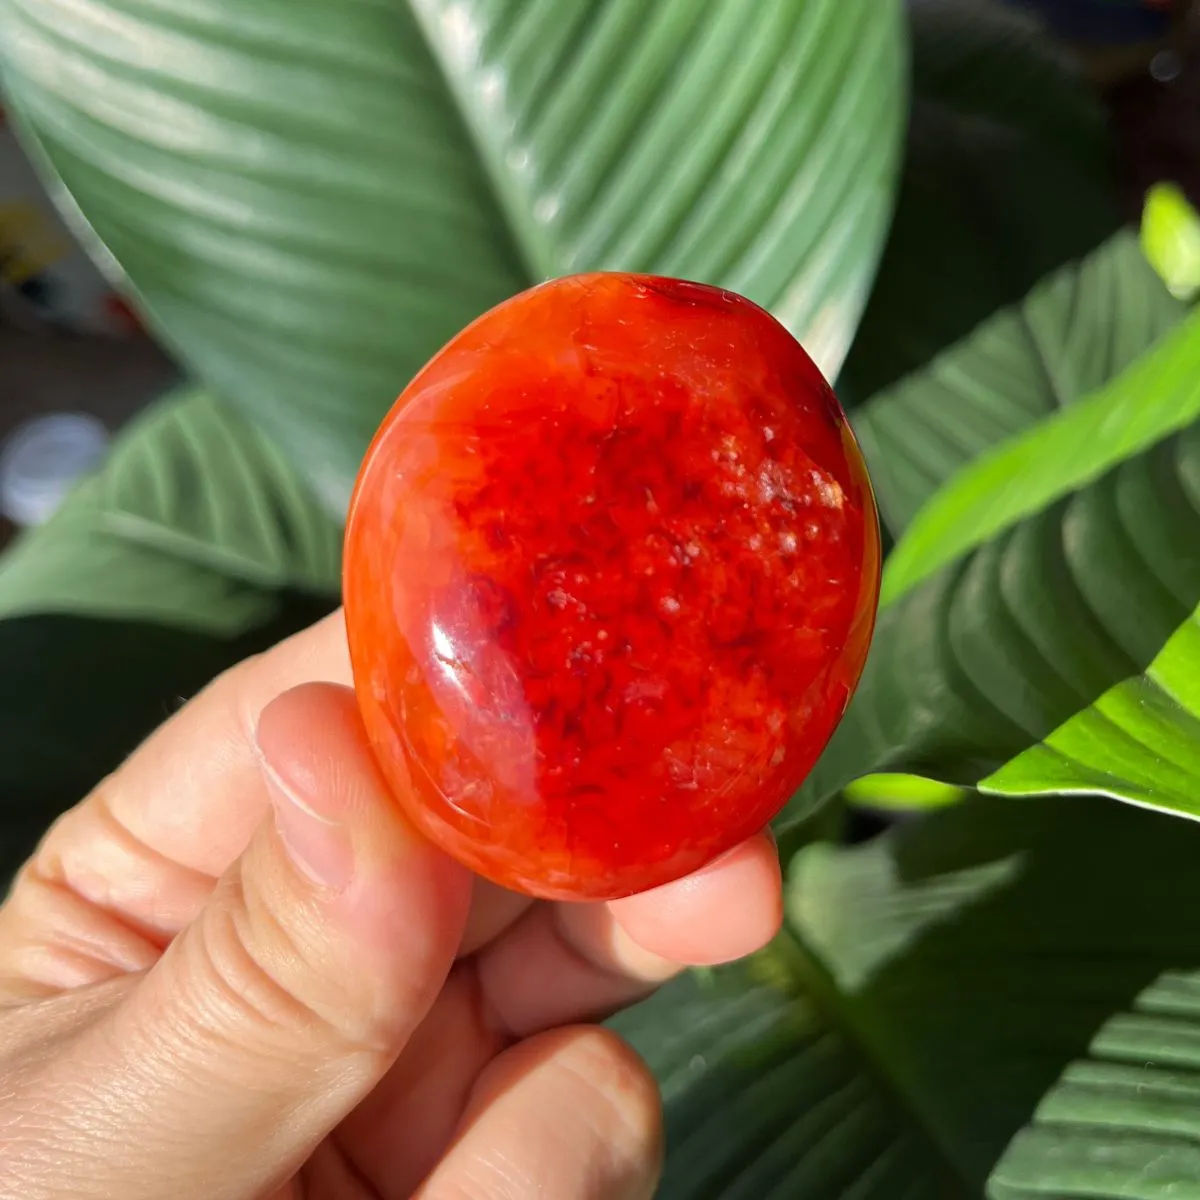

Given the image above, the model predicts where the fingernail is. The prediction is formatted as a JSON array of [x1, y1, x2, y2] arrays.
[[698, 828, 775, 877], [257, 755, 355, 892], [696, 842, 747, 875]]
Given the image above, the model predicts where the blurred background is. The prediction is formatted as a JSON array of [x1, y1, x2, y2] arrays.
[[0, 104, 178, 552]]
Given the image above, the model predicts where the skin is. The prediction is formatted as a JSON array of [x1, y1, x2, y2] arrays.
[[0, 610, 783, 1199]]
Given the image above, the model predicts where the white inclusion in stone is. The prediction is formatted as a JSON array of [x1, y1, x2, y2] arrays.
[[811, 468, 845, 509]]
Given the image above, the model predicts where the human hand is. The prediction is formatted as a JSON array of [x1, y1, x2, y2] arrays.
[[0, 611, 783, 1199]]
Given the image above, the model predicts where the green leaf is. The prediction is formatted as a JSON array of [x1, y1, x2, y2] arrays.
[[795, 310, 1200, 821], [842, 772, 967, 812], [838, 0, 1120, 404], [883, 307, 1200, 605], [0, 385, 342, 874], [852, 231, 1184, 538], [615, 794, 1200, 1198], [0, 386, 342, 633], [1143, 182, 1200, 301], [0, 0, 907, 505], [612, 952, 962, 1197]]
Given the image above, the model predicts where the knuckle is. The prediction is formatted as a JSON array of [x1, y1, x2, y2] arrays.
[[181, 856, 393, 1060], [183, 866, 336, 1054], [555, 1026, 664, 1177], [428, 1027, 664, 1200], [566, 1025, 663, 1124]]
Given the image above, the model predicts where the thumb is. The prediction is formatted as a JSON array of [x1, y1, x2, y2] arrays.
[[37, 682, 472, 1200]]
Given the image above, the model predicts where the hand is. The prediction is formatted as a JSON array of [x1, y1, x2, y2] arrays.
[[0, 611, 783, 1199]]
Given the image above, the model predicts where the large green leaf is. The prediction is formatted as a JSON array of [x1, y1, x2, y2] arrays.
[[795, 309, 1200, 820], [837, 0, 1119, 405], [852, 231, 1183, 538], [0, 386, 341, 876], [614, 953, 962, 1198], [614, 794, 1200, 1198], [0, 386, 342, 632], [0, 0, 906, 505]]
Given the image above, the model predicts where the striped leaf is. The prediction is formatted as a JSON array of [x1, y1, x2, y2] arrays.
[[614, 795, 1200, 1198], [794, 309, 1200, 821], [853, 231, 1183, 538], [0, 387, 341, 633], [612, 956, 960, 1198], [0, 0, 906, 505]]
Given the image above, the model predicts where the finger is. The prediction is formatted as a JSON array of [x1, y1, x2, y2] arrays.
[[406, 1026, 662, 1200], [0, 600, 773, 1010], [0, 609, 532, 999], [326, 831, 780, 1195], [6, 683, 471, 1200], [608, 829, 783, 963], [459, 876, 532, 957], [474, 830, 782, 1038], [333, 963, 508, 1198]]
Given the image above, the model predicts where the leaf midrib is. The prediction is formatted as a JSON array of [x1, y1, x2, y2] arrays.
[[98, 508, 334, 591]]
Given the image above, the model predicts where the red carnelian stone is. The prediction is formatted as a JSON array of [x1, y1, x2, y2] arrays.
[[343, 274, 880, 901]]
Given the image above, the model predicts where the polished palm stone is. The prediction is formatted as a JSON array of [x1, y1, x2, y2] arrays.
[[343, 273, 880, 901]]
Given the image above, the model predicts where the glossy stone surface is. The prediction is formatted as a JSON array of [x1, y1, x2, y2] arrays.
[[343, 274, 880, 901]]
